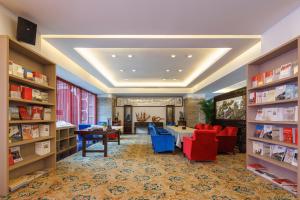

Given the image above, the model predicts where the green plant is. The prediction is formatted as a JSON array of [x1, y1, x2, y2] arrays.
[[198, 99, 214, 124]]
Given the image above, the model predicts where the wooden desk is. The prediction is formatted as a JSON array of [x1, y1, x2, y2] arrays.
[[74, 129, 108, 157]]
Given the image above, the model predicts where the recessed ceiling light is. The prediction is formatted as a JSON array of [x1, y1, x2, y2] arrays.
[[111, 54, 117, 58], [166, 69, 170, 72], [162, 78, 166, 81], [178, 69, 183, 72], [187, 54, 193, 58], [128, 54, 133, 58], [171, 54, 176, 58], [132, 69, 136, 72], [173, 78, 177, 80], [119, 69, 124, 72], [124, 78, 129, 81]]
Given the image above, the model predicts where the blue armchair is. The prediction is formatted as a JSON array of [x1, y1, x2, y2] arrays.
[[77, 124, 95, 151], [148, 124, 175, 153]]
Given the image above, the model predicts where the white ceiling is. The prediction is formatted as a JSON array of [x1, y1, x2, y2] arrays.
[[75, 47, 230, 87], [1, 0, 300, 94], [1, 0, 300, 35]]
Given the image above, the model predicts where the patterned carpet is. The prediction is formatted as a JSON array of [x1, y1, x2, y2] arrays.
[[4, 134, 298, 200]]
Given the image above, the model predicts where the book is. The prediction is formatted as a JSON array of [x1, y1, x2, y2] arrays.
[[32, 89, 42, 102], [247, 163, 266, 170], [9, 106, 20, 120], [262, 125, 273, 139], [19, 106, 31, 120], [270, 145, 286, 161], [283, 128, 293, 143], [39, 124, 50, 137], [253, 141, 263, 155], [252, 75, 258, 87], [273, 179, 297, 186], [31, 106, 43, 120], [254, 125, 264, 138], [283, 148, 294, 164], [249, 92, 256, 104], [292, 128, 298, 144], [35, 140, 50, 156], [291, 150, 298, 166], [31, 125, 40, 138], [40, 92, 49, 102], [271, 126, 282, 141], [293, 61, 298, 75], [10, 84, 21, 99], [264, 70, 273, 84], [283, 107, 296, 121], [262, 143, 271, 157], [24, 69, 33, 80], [21, 86, 32, 100], [43, 108, 51, 120], [10, 146, 23, 163], [8, 125, 22, 143], [8, 150, 14, 166], [255, 109, 263, 121], [21, 125, 32, 140], [257, 73, 264, 86], [275, 84, 295, 101], [279, 63, 293, 79]]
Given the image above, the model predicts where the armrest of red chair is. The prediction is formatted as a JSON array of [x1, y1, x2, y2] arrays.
[[217, 135, 237, 153]]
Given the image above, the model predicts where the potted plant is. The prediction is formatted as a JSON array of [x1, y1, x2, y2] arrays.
[[198, 99, 214, 124]]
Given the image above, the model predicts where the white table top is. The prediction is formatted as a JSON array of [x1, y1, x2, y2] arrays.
[[166, 126, 195, 134]]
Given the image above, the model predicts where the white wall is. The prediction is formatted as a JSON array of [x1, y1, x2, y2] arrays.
[[262, 6, 300, 53]]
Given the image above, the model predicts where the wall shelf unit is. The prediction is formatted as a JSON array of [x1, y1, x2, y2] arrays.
[[56, 126, 77, 161], [0, 36, 56, 195], [246, 37, 299, 196]]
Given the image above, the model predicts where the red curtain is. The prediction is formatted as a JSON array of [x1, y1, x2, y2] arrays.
[[56, 77, 97, 126]]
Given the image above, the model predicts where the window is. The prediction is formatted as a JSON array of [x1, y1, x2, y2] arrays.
[[56, 77, 97, 126]]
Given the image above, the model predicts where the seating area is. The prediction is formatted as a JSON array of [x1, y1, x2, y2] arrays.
[[148, 122, 238, 162]]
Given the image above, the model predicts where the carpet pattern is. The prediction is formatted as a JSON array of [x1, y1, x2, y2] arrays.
[[4, 134, 298, 200]]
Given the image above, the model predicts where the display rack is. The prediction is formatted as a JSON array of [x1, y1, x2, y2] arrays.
[[246, 37, 299, 196], [0, 36, 56, 195], [56, 125, 77, 161]]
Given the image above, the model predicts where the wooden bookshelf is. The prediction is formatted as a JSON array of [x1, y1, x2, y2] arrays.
[[9, 97, 55, 106], [248, 120, 298, 125], [56, 126, 77, 161], [246, 37, 300, 196], [0, 36, 56, 195], [248, 99, 298, 107], [248, 137, 298, 148]]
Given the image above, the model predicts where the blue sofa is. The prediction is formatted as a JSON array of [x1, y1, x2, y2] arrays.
[[148, 123, 175, 153]]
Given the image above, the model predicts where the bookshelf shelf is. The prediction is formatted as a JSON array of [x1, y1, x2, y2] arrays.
[[248, 168, 297, 195], [9, 152, 55, 171], [248, 137, 298, 148], [248, 120, 298, 125], [56, 126, 77, 161], [9, 120, 55, 124], [9, 98, 54, 106], [248, 153, 297, 172], [9, 136, 55, 147], [246, 37, 300, 197], [0, 36, 57, 195], [248, 99, 298, 107], [248, 75, 298, 91], [9, 75, 55, 90]]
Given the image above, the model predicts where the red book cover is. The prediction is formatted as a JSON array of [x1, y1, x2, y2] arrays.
[[295, 128, 298, 145], [283, 128, 293, 143], [252, 75, 258, 87], [247, 163, 266, 170], [264, 70, 273, 83], [273, 179, 297, 186], [19, 106, 31, 120], [8, 150, 14, 166], [31, 106, 43, 120], [21, 86, 32, 100], [10, 84, 22, 99], [257, 73, 265, 86], [32, 71, 42, 78]]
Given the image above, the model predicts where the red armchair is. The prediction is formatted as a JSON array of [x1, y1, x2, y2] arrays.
[[217, 126, 238, 154], [183, 130, 218, 161]]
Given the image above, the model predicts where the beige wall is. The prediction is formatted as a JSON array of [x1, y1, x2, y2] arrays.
[[184, 97, 205, 128]]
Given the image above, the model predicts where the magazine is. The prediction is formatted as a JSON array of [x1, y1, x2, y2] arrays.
[[10, 146, 23, 163], [270, 145, 286, 161]]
